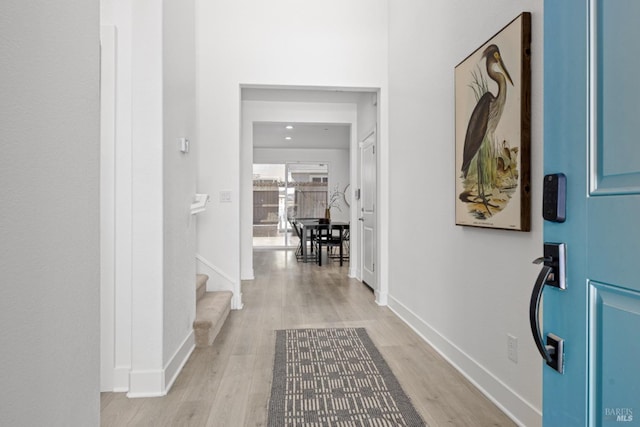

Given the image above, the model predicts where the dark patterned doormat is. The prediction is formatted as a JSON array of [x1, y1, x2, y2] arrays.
[[268, 328, 425, 426]]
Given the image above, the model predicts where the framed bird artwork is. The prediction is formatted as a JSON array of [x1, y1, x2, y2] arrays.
[[455, 12, 531, 231]]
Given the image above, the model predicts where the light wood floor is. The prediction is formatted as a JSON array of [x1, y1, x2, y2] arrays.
[[101, 250, 516, 426]]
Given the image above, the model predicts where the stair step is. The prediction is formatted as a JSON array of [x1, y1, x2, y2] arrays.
[[193, 291, 233, 348], [196, 274, 208, 302]]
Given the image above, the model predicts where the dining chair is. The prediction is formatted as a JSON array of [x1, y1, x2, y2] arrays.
[[314, 224, 344, 266], [289, 219, 305, 262], [328, 228, 349, 262]]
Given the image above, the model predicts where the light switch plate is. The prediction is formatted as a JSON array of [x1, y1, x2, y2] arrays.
[[178, 137, 189, 153], [220, 190, 232, 203]]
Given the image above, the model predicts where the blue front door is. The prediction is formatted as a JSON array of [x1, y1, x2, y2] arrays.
[[544, 1, 640, 425]]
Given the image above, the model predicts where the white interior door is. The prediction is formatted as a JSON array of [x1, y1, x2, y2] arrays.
[[360, 130, 376, 289]]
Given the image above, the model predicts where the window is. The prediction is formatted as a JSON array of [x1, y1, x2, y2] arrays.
[[252, 163, 329, 248]]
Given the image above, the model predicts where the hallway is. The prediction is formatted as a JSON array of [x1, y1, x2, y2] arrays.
[[101, 250, 515, 426]]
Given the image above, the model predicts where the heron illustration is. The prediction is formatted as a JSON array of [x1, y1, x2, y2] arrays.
[[461, 44, 513, 216]]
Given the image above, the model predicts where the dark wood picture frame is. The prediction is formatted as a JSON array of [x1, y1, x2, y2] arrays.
[[455, 12, 531, 231]]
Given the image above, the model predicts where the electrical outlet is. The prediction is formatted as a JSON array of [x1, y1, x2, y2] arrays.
[[507, 334, 518, 363]]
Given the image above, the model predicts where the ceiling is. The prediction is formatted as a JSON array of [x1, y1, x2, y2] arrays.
[[252, 122, 351, 149], [243, 87, 375, 150]]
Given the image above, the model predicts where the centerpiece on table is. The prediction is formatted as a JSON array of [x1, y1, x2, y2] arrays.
[[323, 184, 343, 222]]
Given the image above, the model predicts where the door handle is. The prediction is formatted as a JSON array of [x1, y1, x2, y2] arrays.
[[358, 217, 364, 222], [529, 243, 566, 374], [529, 264, 554, 363]]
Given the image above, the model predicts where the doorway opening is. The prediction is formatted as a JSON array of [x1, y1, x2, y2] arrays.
[[240, 86, 382, 300]]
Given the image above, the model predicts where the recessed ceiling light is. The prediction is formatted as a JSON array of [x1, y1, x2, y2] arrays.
[[285, 125, 294, 130], [285, 136, 292, 140]]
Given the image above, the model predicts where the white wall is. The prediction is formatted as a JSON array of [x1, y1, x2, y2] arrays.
[[388, 2, 544, 426], [196, 0, 388, 306], [100, 0, 197, 396], [0, 1, 100, 425], [128, 0, 166, 396], [162, 0, 198, 385]]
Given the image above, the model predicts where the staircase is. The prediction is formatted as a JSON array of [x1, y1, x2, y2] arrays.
[[193, 274, 233, 347]]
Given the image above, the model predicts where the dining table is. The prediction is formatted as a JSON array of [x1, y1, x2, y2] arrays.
[[296, 219, 349, 266]]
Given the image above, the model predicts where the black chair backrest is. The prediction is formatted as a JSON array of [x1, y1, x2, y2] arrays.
[[289, 219, 302, 239]]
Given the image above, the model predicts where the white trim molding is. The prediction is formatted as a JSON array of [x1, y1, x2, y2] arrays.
[[196, 254, 243, 309], [100, 24, 117, 394], [375, 290, 388, 306], [112, 366, 131, 392], [114, 331, 195, 397], [388, 295, 542, 427], [127, 369, 166, 398], [164, 331, 195, 393]]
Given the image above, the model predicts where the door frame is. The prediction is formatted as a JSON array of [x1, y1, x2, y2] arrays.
[[239, 86, 388, 306]]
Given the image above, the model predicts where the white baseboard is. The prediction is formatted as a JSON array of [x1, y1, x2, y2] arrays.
[[375, 289, 388, 306], [112, 333, 195, 397], [112, 366, 131, 392], [127, 369, 166, 398], [164, 331, 195, 393], [388, 295, 541, 427], [232, 292, 244, 310], [241, 268, 255, 281]]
